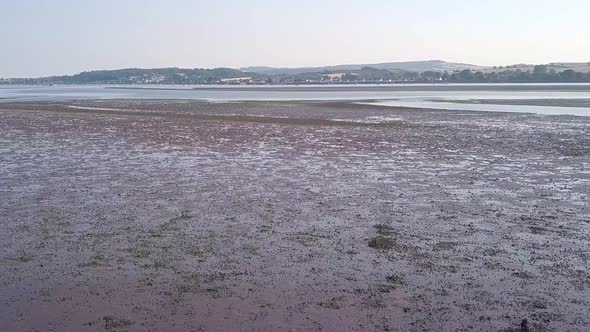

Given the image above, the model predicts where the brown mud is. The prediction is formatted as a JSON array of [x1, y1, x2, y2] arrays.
[[0, 100, 589, 331]]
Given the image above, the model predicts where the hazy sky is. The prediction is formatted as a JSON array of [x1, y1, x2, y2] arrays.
[[1, 0, 589, 77]]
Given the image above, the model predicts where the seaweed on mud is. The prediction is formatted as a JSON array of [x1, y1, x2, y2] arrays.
[[257, 224, 273, 233], [529, 226, 549, 235], [560, 147, 586, 157], [79, 253, 109, 268], [482, 248, 501, 256], [13, 252, 34, 263], [512, 271, 535, 279], [433, 241, 457, 251], [508, 318, 550, 332], [288, 231, 328, 247], [369, 224, 398, 250], [355, 287, 389, 308], [103, 316, 133, 331], [318, 296, 345, 309], [174, 272, 230, 299], [368, 235, 397, 250], [374, 223, 396, 236], [385, 274, 405, 286]]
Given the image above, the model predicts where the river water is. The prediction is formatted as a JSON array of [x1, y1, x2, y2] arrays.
[[2, 84, 590, 116]]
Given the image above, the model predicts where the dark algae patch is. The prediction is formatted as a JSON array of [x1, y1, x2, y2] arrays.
[[103, 316, 133, 331], [368, 235, 397, 250]]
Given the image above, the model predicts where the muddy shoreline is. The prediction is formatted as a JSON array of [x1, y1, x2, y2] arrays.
[[1, 100, 589, 331]]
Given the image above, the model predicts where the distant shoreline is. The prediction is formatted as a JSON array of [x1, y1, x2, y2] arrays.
[[103, 84, 590, 92]]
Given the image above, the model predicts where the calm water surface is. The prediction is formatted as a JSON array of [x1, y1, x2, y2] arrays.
[[2, 84, 590, 116]]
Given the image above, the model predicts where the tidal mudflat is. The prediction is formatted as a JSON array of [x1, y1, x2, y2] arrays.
[[0, 100, 589, 331], [441, 98, 590, 108]]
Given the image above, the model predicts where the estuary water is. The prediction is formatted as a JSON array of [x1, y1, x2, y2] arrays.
[[2, 84, 590, 116]]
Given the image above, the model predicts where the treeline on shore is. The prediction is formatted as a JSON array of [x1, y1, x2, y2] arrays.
[[298, 65, 590, 83], [2, 65, 590, 85], [401, 66, 590, 83]]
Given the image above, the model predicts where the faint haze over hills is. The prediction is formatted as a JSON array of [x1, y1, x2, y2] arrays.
[[241, 60, 590, 76], [240, 60, 482, 75], [1, 0, 590, 77]]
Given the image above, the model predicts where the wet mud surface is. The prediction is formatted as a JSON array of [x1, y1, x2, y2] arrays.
[[446, 98, 590, 108], [0, 100, 589, 331]]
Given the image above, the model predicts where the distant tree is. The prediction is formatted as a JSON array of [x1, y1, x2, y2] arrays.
[[422, 71, 442, 81], [531, 65, 548, 81], [457, 69, 475, 81], [560, 69, 577, 81], [533, 65, 548, 75], [487, 72, 500, 82]]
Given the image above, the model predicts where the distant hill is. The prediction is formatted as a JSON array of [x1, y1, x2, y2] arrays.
[[2, 60, 589, 85], [1, 68, 263, 85], [479, 62, 590, 74], [240, 60, 482, 75]]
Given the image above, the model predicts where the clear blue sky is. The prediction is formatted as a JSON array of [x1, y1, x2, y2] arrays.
[[1, 0, 589, 77]]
